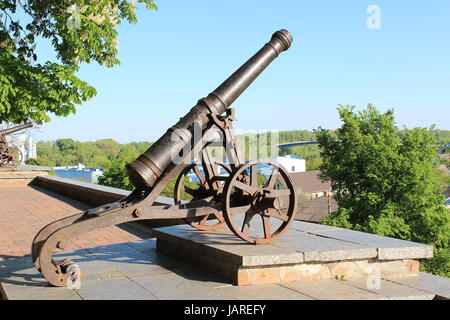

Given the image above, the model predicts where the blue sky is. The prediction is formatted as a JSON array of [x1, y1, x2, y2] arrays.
[[34, 0, 450, 143]]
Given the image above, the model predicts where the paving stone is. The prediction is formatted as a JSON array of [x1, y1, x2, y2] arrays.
[[345, 279, 434, 300], [0, 256, 81, 300], [383, 272, 450, 300], [164, 265, 233, 289], [281, 279, 385, 300], [154, 225, 304, 266], [217, 283, 314, 300], [271, 231, 377, 262], [84, 242, 189, 278], [55, 250, 122, 280], [125, 239, 157, 254], [310, 229, 433, 260], [0, 185, 149, 263], [131, 273, 234, 300], [0, 255, 33, 277], [85, 242, 155, 260], [290, 221, 343, 233], [1, 282, 82, 300], [75, 277, 157, 300]]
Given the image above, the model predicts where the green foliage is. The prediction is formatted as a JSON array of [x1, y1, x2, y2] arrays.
[[97, 158, 134, 190], [421, 247, 450, 278], [318, 104, 450, 277], [32, 138, 151, 168], [0, 0, 157, 124], [237, 130, 326, 170]]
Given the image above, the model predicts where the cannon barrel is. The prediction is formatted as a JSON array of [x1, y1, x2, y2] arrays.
[[126, 29, 293, 190], [0, 122, 33, 136]]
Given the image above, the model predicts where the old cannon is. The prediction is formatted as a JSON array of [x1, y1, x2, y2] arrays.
[[0, 122, 33, 167], [32, 29, 298, 287]]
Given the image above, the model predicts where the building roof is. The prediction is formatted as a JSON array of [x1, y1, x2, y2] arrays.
[[290, 170, 331, 193]]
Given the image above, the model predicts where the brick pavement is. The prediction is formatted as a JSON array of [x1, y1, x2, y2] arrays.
[[0, 185, 151, 261]]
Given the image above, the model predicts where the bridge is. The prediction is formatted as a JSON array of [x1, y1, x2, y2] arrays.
[[275, 141, 319, 149]]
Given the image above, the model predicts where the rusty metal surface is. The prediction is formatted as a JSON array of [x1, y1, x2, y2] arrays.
[[32, 30, 297, 287], [0, 122, 33, 167]]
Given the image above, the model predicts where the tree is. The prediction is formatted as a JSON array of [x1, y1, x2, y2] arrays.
[[317, 104, 450, 277], [0, 0, 157, 124]]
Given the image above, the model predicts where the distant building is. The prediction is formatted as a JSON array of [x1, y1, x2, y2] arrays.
[[13, 133, 36, 162], [290, 170, 331, 198], [289, 170, 338, 223], [26, 136, 37, 159], [271, 155, 306, 173]]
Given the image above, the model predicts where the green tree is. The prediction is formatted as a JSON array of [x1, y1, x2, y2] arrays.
[[0, 0, 157, 124], [317, 104, 450, 277]]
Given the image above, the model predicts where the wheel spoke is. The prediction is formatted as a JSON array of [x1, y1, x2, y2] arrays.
[[241, 211, 254, 234], [264, 208, 290, 222], [212, 212, 225, 223], [183, 186, 197, 196], [267, 168, 279, 188], [198, 214, 210, 226], [250, 165, 258, 186], [232, 180, 258, 195], [262, 215, 271, 238]]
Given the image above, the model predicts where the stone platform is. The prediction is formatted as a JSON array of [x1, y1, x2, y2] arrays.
[[153, 221, 433, 286], [0, 164, 50, 186]]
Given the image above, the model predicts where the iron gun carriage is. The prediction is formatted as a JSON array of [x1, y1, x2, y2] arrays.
[[32, 30, 298, 287], [0, 122, 33, 167]]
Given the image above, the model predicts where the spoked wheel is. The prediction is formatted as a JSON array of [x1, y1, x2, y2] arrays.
[[0, 152, 9, 167], [0, 147, 23, 167], [8, 147, 23, 167], [222, 160, 297, 244], [174, 161, 231, 231]]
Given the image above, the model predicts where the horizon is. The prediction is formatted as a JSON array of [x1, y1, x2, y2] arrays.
[[26, 0, 450, 144], [32, 126, 450, 144]]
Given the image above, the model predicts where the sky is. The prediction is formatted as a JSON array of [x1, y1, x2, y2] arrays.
[[32, 0, 450, 143]]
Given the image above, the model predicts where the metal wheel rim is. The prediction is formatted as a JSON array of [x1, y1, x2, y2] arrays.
[[222, 160, 297, 244]]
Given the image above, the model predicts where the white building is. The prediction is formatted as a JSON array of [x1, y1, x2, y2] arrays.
[[271, 154, 306, 173], [26, 136, 37, 159], [13, 133, 36, 162]]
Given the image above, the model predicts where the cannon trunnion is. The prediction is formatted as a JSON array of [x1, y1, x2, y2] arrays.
[[32, 30, 297, 287]]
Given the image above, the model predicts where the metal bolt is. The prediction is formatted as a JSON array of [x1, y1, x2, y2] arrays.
[[133, 208, 141, 218], [56, 241, 66, 250]]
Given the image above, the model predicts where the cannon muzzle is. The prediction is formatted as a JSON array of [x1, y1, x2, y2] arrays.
[[126, 30, 293, 190], [0, 122, 33, 136]]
